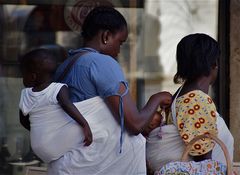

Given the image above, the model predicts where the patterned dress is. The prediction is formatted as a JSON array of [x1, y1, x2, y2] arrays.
[[157, 159, 227, 175], [156, 90, 227, 175], [175, 90, 218, 156]]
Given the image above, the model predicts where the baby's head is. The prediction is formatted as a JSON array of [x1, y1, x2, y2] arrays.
[[20, 48, 57, 87]]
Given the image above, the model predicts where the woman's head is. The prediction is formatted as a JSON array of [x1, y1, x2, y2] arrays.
[[174, 33, 220, 84], [81, 6, 128, 58], [20, 48, 57, 87]]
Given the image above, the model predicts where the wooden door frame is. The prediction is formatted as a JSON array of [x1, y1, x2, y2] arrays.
[[214, 0, 230, 126]]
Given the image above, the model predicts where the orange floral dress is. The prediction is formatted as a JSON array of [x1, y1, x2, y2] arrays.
[[174, 90, 218, 156]]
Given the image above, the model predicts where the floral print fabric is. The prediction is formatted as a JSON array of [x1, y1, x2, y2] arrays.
[[156, 159, 227, 175], [175, 90, 218, 156]]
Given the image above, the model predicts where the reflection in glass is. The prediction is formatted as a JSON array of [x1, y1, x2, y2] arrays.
[[8, 136, 24, 163], [0, 1, 218, 174]]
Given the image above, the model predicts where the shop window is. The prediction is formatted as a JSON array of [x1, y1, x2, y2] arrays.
[[0, 0, 218, 174]]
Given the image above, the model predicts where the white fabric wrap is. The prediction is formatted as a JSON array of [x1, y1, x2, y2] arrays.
[[146, 113, 234, 172], [30, 96, 146, 175]]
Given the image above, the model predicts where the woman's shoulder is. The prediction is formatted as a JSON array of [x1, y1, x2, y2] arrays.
[[79, 52, 119, 67], [179, 89, 210, 98], [175, 89, 217, 121], [89, 52, 118, 64], [177, 90, 214, 105]]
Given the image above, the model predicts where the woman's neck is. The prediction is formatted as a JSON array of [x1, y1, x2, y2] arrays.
[[83, 40, 101, 52], [181, 77, 211, 95]]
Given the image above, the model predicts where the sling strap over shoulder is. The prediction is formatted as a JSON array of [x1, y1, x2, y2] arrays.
[[56, 51, 87, 82]]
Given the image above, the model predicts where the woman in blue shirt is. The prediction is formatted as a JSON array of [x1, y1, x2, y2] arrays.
[[54, 6, 172, 175]]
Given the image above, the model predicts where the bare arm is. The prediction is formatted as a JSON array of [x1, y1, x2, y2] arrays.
[[105, 83, 172, 135], [19, 110, 30, 131], [57, 85, 89, 127], [57, 85, 92, 146]]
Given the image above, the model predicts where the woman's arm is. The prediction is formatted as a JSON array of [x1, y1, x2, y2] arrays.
[[19, 110, 30, 131], [106, 83, 172, 135]]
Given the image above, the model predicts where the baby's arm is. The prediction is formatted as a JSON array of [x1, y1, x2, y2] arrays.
[[19, 110, 30, 131], [57, 85, 93, 146]]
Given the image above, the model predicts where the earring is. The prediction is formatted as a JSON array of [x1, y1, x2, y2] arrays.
[[104, 40, 107, 44]]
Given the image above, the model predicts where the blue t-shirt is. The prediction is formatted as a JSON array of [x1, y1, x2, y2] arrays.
[[55, 47, 129, 153], [55, 48, 128, 102]]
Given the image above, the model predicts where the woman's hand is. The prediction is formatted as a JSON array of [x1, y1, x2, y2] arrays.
[[142, 111, 162, 137], [158, 91, 172, 109], [106, 83, 173, 135], [149, 91, 172, 108]]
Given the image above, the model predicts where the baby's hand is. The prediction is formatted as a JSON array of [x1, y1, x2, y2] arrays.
[[83, 125, 93, 146]]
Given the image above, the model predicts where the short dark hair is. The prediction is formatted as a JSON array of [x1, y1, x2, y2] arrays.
[[174, 33, 220, 84], [20, 48, 57, 74], [81, 6, 127, 41]]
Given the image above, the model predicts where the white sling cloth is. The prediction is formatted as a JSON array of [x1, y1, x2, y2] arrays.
[[31, 96, 146, 175], [146, 88, 234, 172]]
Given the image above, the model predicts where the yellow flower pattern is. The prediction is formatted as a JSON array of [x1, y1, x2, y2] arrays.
[[175, 90, 218, 156]]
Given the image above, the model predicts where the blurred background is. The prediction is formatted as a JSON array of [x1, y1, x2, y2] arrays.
[[1, 0, 239, 174]]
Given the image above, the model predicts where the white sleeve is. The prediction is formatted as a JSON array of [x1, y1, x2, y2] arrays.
[[49, 83, 68, 104], [19, 89, 29, 116]]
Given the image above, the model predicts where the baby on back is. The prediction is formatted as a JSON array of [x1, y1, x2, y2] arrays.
[[19, 48, 92, 163]]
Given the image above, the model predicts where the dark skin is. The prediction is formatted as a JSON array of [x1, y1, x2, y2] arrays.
[[20, 56, 93, 146], [174, 64, 218, 161], [142, 111, 162, 137], [83, 27, 172, 135], [57, 85, 92, 146], [106, 84, 172, 135], [177, 81, 212, 161], [19, 111, 30, 130]]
